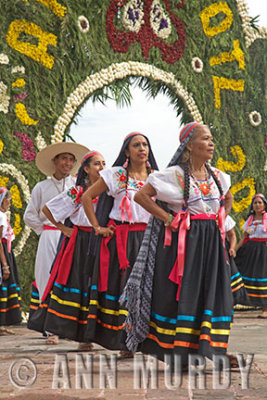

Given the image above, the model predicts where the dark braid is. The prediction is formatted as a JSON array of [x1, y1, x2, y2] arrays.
[[205, 162, 224, 197], [183, 161, 190, 209]]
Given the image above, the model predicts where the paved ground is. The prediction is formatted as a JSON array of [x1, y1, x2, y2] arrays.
[[0, 310, 267, 400]]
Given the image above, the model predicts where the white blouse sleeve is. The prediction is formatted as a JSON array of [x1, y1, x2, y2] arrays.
[[0, 212, 5, 228], [100, 167, 123, 197], [147, 167, 184, 203], [46, 186, 80, 222], [225, 215, 236, 232]]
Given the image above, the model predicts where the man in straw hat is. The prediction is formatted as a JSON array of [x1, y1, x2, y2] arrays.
[[24, 142, 89, 303]]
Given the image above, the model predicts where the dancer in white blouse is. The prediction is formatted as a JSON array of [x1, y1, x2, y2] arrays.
[[28, 151, 112, 349], [235, 194, 267, 317], [24, 142, 88, 302], [81, 132, 158, 356]]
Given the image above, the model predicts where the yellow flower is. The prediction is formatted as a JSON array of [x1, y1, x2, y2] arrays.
[[15, 103, 39, 125], [231, 177, 256, 213], [0, 140, 3, 154], [13, 213, 22, 236], [6, 20, 57, 70], [10, 185, 22, 209], [212, 76, 244, 109], [200, 2, 233, 38], [216, 145, 246, 172], [12, 78, 26, 88], [21, 0, 66, 18]]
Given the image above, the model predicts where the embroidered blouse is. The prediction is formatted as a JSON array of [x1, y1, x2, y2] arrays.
[[46, 185, 96, 227], [243, 218, 267, 239], [147, 165, 230, 215], [0, 211, 15, 242], [100, 167, 151, 223]]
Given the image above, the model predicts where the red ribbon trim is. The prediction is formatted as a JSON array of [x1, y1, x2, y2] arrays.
[[98, 220, 147, 292], [43, 225, 60, 231], [165, 213, 217, 301]]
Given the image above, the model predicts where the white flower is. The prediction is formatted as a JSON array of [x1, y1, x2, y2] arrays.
[[78, 16, 90, 33], [249, 111, 262, 127], [35, 131, 47, 151], [0, 81, 10, 114], [0, 53, 9, 65], [191, 57, 203, 73], [150, 0, 172, 40], [11, 66, 25, 74]]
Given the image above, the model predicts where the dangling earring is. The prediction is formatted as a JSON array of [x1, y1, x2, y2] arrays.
[[146, 160, 151, 169], [123, 157, 129, 169]]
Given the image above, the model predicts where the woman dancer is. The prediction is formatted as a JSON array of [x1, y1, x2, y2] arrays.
[[235, 194, 267, 317], [28, 151, 112, 348], [123, 122, 234, 367], [82, 132, 158, 356], [0, 187, 21, 334]]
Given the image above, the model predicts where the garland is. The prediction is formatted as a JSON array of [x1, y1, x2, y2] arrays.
[[52, 61, 203, 143], [0, 81, 10, 114], [0, 164, 31, 257]]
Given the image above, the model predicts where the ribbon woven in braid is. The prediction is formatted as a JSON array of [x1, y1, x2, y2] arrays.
[[120, 201, 169, 352]]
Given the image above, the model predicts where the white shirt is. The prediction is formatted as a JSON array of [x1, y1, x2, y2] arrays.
[[100, 167, 151, 223], [147, 165, 230, 215], [0, 211, 15, 242], [225, 215, 236, 233], [23, 175, 75, 235], [46, 185, 96, 227], [243, 218, 267, 239]]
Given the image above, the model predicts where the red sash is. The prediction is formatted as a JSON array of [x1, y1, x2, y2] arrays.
[[165, 213, 217, 301], [98, 220, 147, 292], [43, 225, 59, 231], [242, 237, 267, 245], [41, 225, 92, 302]]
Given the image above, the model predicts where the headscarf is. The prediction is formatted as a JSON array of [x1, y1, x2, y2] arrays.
[[167, 122, 201, 167], [246, 193, 267, 233], [0, 187, 8, 208]]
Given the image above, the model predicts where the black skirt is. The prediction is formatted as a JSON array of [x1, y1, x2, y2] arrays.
[[85, 221, 146, 350], [0, 242, 21, 326], [235, 240, 267, 306], [225, 240, 249, 305], [140, 218, 233, 364], [28, 228, 92, 341]]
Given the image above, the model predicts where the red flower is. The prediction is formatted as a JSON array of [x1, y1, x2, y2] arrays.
[[70, 188, 77, 196], [106, 0, 186, 64], [119, 174, 127, 182]]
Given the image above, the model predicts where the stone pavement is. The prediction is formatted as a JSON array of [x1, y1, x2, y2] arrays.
[[0, 310, 267, 400]]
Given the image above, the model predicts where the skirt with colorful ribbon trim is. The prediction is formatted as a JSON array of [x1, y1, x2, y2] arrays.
[[0, 241, 21, 326], [235, 239, 267, 307], [85, 220, 146, 350], [139, 217, 234, 365], [225, 240, 249, 306], [28, 227, 93, 342]]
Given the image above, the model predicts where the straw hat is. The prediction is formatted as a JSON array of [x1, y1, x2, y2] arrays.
[[35, 142, 90, 176]]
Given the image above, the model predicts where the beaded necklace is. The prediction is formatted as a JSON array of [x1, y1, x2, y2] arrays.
[[190, 167, 210, 196]]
